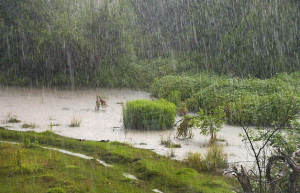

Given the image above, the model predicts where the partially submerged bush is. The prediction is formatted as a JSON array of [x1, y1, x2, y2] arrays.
[[160, 137, 182, 148], [123, 99, 177, 130], [21, 123, 37, 129], [7, 117, 21, 123], [69, 115, 82, 127]]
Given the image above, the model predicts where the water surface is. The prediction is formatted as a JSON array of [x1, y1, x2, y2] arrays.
[[0, 86, 254, 167]]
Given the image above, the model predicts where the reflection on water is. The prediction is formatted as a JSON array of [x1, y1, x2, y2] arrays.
[[0, 86, 254, 167]]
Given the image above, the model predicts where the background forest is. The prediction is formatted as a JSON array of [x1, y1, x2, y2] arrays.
[[1, 0, 300, 88]]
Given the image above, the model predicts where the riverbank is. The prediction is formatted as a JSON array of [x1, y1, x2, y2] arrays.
[[0, 128, 234, 193]]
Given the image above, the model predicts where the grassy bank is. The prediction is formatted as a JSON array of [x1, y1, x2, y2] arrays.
[[0, 127, 234, 193]]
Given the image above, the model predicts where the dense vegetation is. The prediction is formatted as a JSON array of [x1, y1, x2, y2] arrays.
[[123, 99, 177, 130], [0, 127, 234, 193], [1, 0, 300, 88], [1, 0, 300, 191], [152, 72, 300, 126]]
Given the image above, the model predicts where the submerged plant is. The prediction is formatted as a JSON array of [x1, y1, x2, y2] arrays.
[[160, 137, 181, 148], [176, 115, 194, 139], [6, 113, 21, 123], [21, 123, 37, 129], [7, 117, 21, 123], [69, 116, 82, 127]]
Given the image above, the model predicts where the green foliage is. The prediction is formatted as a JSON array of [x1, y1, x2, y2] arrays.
[[217, 0, 300, 79], [205, 145, 228, 172], [195, 107, 226, 142], [185, 74, 300, 126], [23, 138, 39, 148], [0, 128, 234, 192], [185, 145, 228, 173], [123, 99, 177, 130], [166, 90, 181, 105], [93, 57, 177, 88], [160, 137, 182, 148], [244, 118, 300, 156], [21, 123, 37, 129], [1, 0, 300, 87], [151, 73, 217, 102]]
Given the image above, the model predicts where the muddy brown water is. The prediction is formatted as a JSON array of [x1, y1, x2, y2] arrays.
[[0, 86, 255, 168]]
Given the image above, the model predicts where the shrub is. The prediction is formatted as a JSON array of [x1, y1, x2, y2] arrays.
[[160, 137, 182, 148], [187, 76, 300, 126], [150, 74, 217, 101], [185, 145, 227, 173], [123, 99, 177, 130], [205, 145, 228, 172], [184, 152, 207, 172], [21, 123, 37, 129]]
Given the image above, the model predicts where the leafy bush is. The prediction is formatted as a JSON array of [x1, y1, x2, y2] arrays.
[[151, 74, 217, 101], [205, 145, 228, 172], [228, 92, 300, 126], [123, 99, 177, 130], [186, 75, 300, 126]]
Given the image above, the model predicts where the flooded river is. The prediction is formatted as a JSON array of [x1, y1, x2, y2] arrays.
[[0, 86, 254, 167]]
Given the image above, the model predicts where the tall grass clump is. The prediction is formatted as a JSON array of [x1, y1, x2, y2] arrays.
[[185, 145, 228, 173], [123, 99, 177, 130]]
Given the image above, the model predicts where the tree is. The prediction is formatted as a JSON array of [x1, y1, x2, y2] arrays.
[[195, 107, 226, 143], [218, 0, 300, 79], [176, 106, 226, 143], [227, 91, 300, 192]]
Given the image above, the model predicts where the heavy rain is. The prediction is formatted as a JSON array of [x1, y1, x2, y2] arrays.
[[1, 0, 300, 192]]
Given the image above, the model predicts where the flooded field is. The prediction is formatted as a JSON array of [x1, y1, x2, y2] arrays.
[[0, 86, 255, 167]]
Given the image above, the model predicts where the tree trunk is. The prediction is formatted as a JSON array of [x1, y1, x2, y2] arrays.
[[266, 149, 300, 193]]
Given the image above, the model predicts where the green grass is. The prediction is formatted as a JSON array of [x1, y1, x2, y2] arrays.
[[0, 127, 234, 192], [0, 142, 152, 193]]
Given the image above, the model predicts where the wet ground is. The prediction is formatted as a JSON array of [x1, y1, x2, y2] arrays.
[[0, 86, 255, 168]]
